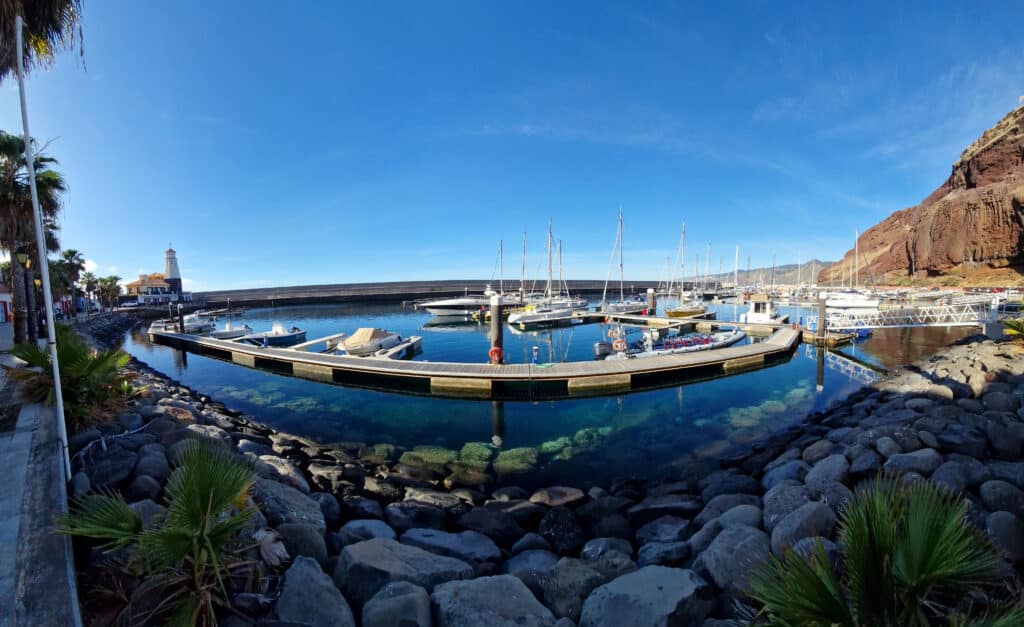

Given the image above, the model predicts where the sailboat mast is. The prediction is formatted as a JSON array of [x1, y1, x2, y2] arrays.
[[558, 240, 564, 297], [855, 230, 859, 289], [681, 224, 687, 298], [618, 208, 624, 301], [705, 242, 711, 291], [520, 231, 527, 300], [499, 240, 504, 295], [546, 220, 553, 300], [733, 244, 739, 290]]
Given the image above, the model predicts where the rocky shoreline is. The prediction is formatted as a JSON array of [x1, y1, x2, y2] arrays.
[[67, 315, 1024, 625]]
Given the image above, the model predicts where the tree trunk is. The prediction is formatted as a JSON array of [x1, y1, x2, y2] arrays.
[[25, 266, 37, 340], [10, 262, 27, 344]]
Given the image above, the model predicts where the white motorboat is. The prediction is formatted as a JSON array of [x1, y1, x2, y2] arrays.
[[205, 322, 253, 340], [338, 327, 403, 356], [148, 313, 215, 335], [418, 285, 524, 317], [739, 293, 789, 325], [602, 328, 747, 360], [822, 290, 880, 310], [508, 303, 584, 329], [239, 323, 307, 347]]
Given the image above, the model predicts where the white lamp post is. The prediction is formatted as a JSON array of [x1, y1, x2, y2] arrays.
[[14, 15, 71, 479]]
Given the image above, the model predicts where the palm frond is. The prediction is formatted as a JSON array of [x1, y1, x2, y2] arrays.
[[895, 482, 1002, 610], [162, 440, 254, 534], [1004, 319, 1024, 340], [751, 541, 854, 627], [949, 605, 1024, 627], [55, 491, 141, 551], [841, 476, 903, 625]]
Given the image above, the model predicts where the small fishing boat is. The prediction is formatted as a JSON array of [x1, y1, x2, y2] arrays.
[[205, 322, 253, 340], [239, 323, 307, 347], [338, 327, 403, 356], [148, 313, 215, 335], [823, 290, 880, 310]]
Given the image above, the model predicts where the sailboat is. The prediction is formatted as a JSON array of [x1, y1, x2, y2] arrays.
[[418, 242, 525, 317], [508, 223, 588, 329], [665, 224, 710, 318], [598, 209, 647, 315]]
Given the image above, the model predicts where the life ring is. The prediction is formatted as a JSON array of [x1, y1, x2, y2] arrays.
[[612, 339, 627, 352], [488, 346, 503, 363], [608, 328, 620, 339]]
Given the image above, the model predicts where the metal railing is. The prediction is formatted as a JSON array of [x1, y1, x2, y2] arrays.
[[806, 301, 993, 330]]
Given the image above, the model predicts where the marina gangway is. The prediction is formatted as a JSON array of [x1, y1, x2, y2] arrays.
[[803, 344, 884, 385], [806, 301, 996, 331]]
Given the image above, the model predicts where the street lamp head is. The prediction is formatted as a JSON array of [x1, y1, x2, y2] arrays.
[[14, 246, 28, 267]]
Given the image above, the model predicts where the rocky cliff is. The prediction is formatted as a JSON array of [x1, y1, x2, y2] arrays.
[[821, 106, 1024, 286]]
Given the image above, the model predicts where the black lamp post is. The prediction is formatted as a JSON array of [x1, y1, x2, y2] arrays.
[[34, 277, 43, 338], [14, 246, 35, 341]]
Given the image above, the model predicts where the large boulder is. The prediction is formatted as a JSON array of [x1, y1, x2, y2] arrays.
[[400, 528, 501, 576], [699, 473, 760, 501], [276, 522, 329, 568], [883, 448, 944, 477], [333, 538, 474, 606], [503, 549, 558, 597], [362, 581, 432, 627], [431, 575, 557, 627], [87, 446, 138, 490], [538, 506, 585, 555], [636, 516, 690, 545], [541, 558, 606, 621], [336, 519, 396, 547], [804, 455, 850, 498], [385, 501, 446, 533], [637, 541, 690, 567], [579, 566, 713, 627], [771, 502, 837, 558], [457, 508, 525, 548], [692, 524, 770, 599], [694, 494, 761, 527], [986, 511, 1024, 563], [257, 455, 310, 494], [275, 556, 355, 627], [627, 494, 703, 526], [252, 478, 326, 535], [762, 483, 811, 532], [980, 481, 1024, 518], [581, 537, 633, 561], [761, 460, 810, 490]]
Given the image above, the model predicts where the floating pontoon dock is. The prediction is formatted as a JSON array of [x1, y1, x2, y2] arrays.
[[149, 326, 800, 400]]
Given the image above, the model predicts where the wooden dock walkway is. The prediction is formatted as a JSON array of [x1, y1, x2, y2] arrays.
[[150, 326, 801, 400]]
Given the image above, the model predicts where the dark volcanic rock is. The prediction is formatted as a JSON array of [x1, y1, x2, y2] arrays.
[[538, 506, 585, 556]]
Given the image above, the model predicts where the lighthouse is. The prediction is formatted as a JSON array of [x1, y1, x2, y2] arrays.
[[164, 244, 182, 296]]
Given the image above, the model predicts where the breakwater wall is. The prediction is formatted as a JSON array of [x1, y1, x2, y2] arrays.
[[195, 279, 690, 307]]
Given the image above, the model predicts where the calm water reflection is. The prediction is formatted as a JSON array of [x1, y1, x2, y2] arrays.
[[121, 301, 974, 487]]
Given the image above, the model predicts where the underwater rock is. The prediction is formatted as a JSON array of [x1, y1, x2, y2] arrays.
[[494, 448, 539, 476], [399, 446, 459, 474], [539, 437, 572, 455]]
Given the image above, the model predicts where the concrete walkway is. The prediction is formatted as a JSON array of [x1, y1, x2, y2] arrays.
[[0, 391, 81, 625]]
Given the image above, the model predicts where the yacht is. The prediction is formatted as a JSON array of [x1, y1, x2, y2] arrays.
[[148, 313, 215, 335], [598, 209, 649, 316], [418, 285, 504, 318], [739, 293, 789, 325], [823, 290, 880, 310], [509, 223, 588, 328]]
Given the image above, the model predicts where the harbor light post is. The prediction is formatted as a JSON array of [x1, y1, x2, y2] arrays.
[[14, 15, 71, 479]]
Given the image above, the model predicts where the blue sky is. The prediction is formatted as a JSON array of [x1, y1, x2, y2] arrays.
[[1, 1, 1022, 291]]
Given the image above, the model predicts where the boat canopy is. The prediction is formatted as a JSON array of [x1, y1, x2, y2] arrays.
[[343, 327, 391, 348]]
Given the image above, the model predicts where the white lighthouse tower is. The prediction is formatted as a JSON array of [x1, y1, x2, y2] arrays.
[[164, 244, 182, 297]]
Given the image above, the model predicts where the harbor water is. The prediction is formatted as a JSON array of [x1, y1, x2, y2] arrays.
[[121, 299, 974, 488]]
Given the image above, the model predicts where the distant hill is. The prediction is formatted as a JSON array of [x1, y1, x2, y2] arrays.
[[822, 106, 1024, 287], [698, 260, 835, 286]]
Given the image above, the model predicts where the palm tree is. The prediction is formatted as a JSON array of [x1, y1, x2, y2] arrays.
[[0, 0, 84, 82], [57, 440, 255, 625], [96, 275, 121, 310], [751, 477, 1023, 626], [0, 130, 64, 343], [60, 248, 83, 314], [79, 270, 96, 316]]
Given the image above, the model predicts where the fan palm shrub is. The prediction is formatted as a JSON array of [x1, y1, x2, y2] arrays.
[[6, 322, 132, 431], [57, 440, 255, 626], [1004, 319, 1024, 343], [751, 476, 1021, 626]]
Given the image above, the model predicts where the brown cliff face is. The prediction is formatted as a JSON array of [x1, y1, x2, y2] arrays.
[[820, 106, 1024, 286]]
